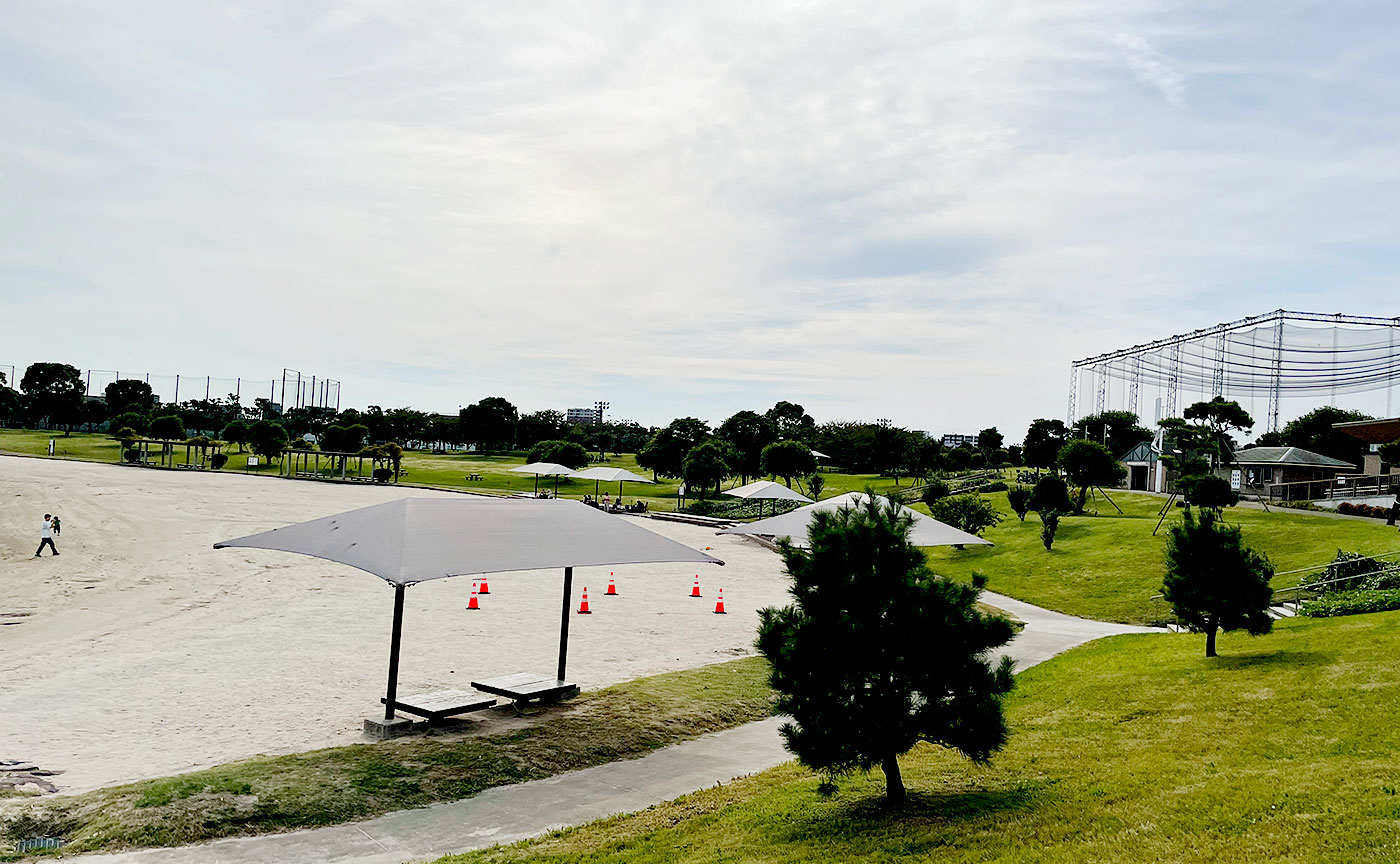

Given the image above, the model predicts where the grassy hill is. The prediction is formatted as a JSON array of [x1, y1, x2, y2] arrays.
[[922, 490, 1400, 625], [438, 613, 1400, 864]]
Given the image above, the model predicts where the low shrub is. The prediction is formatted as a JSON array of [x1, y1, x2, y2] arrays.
[[978, 480, 1008, 493], [372, 467, 394, 482], [928, 494, 1003, 537], [1336, 501, 1392, 519], [1028, 475, 1072, 514], [1006, 486, 1032, 521], [683, 498, 803, 520], [1040, 510, 1061, 550], [122, 448, 141, 464], [1273, 500, 1326, 511], [1299, 589, 1400, 618], [1308, 550, 1392, 594], [920, 479, 952, 506], [209, 453, 228, 470]]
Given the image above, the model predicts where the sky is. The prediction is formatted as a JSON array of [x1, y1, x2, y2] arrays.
[[2, 1, 1398, 437]]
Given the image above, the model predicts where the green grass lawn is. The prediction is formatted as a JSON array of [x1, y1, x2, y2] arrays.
[[437, 613, 1400, 864], [922, 490, 1400, 625], [0, 658, 772, 860]]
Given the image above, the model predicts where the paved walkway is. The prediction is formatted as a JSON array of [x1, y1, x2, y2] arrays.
[[72, 597, 1157, 864]]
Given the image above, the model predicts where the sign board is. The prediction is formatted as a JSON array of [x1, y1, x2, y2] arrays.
[[248, 457, 259, 467], [48, 439, 55, 455], [1230, 469, 1241, 491]]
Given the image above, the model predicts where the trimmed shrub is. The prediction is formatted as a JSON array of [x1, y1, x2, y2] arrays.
[[1178, 473, 1239, 509], [1299, 589, 1400, 618], [210, 453, 228, 470], [683, 498, 804, 520], [1336, 502, 1391, 519], [1028, 475, 1072, 514], [920, 479, 952, 506], [527, 439, 590, 470], [978, 480, 1008, 493], [1309, 550, 1391, 594], [372, 467, 394, 482], [1040, 510, 1061, 550], [1006, 487, 1032, 521], [928, 494, 1003, 537], [123, 448, 141, 463]]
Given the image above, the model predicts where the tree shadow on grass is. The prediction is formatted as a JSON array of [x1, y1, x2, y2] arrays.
[[773, 779, 1045, 852], [1210, 649, 1331, 671]]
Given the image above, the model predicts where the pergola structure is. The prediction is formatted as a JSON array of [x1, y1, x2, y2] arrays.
[[280, 448, 381, 482], [117, 437, 224, 469], [215, 498, 723, 736]]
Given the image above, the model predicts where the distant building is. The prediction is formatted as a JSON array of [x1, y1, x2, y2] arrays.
[[567, 407, 599, 426], [941, 433, 977, 448]]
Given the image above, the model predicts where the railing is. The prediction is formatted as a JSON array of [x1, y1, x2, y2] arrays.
[[1264, 474, 1399, 502]]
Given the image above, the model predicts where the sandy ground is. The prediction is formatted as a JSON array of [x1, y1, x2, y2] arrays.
[[0, 456, 788, 794]]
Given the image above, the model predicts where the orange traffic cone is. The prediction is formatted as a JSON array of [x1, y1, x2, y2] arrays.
[[478, 576, 490, 595], [690, 576, 702, 598], [605, 576, 617, 596], [578, 587, 592, 614], [714, 588, 726, 614], [466, 580, 480, 611]]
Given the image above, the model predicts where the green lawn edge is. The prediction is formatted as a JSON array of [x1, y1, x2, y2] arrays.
[[434, 613, 1400, 864], [0, 657, 773, 859]]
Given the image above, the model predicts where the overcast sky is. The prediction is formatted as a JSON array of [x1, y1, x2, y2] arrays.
[[3, 1, 1398, 436]]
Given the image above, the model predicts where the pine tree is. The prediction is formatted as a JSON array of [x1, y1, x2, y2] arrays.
[[756, 494, 1016, 803], [1162, 507, 1274, 657]]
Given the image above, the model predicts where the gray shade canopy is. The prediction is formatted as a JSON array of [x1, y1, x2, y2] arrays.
[[215, 497, 723, 585], [720, 492, 992, 548], [723, 480, 813, 503], [570, 466, 654, 484]]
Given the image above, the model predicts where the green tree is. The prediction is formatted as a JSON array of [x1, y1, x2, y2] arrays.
[[1006, 486, 1032, 521], [104, 379, 156, 416], [1073, 410, 1152, 457], [638, 418, 711, 479], [1177, 473, 1239, 510], [110, 411, 148, 435], [755, 495, 1016, 803], [1039, 510, 1061, 550], [527, 439, 590, 469], [516, 410, 567, 448], [765, 401, 816, 441], [717, 410, 778, 484], [222, 420, 250, 452], [1379, 440, 1400, 466], [805, 473, 825, 501], [1276, 406, 1373, 467], [976, 427, 1003, 454], [1172, 398, 1254, 470], [1022, 419, 1069, 469], [920, 478, 952, 507], [20, 362, 85, 434], [928, 494, 1003, 537], [1027, 474, 1073, 514], [147, 414, 186, 441], [761, 440, 817, 488], [1057, 439, 1126, 513], [1162, 507, 1274, 657], [248, 420, 290, 462], [681, 440, 732, 497], [459, 397, 518, 451]]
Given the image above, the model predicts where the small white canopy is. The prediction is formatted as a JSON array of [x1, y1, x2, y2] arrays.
[[811, 450, 830, 460], [571, 466, 654, 484], [509, 462, 576, 476], [720, 492, 992, 548], [723, 480, 813, 503]]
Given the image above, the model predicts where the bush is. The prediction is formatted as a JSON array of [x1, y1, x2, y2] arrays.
[[1028, 475, 1072, 514], [928, 494, 1003, 537], [1006, 486, 1032, 521], [372, 467, 394, 482], [1309, 550, 1391, 594], [114, 426, 140, 447], [1299, 589, 1400, 618], [527, 440, 590, 470], [123, 448, 141, 463], [920, 479, 952, 506], [978, 480, 1008, 493], [683, 498, 804, 520], [210, 453, 228, 470], [110, 411, 148, 435], [1178, 473, 1238, 509], [1336, 502, 1391, 519], [147, 414, 186, 441], [1040, 510, 1061, 550]]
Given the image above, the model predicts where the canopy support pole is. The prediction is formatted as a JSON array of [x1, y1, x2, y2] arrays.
[[557, 566, 573, 681], [384, 583, 406, 721]]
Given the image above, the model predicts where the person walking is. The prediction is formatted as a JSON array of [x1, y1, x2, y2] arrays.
[[35, 514, 59, 557]]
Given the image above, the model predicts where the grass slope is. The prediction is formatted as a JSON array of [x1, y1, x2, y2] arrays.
[[0, 658, 771, 860], [439, 613, 1400, 864], [923, 490, 1400, 624]]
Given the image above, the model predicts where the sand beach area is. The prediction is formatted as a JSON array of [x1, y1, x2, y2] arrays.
[[0, 456, 788, 794]]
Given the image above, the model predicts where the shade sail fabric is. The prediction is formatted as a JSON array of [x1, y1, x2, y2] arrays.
[[723, 480, 813, 503], [509, 462, 577, 476], [215, 498, 723, 585], [810, 450, 830, 459], [570, 466, 655, 484], [720, 492, 992, 548]]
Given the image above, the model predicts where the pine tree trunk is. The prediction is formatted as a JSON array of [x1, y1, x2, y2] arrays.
[[1205, 625, 1217, 658], [882, 754, 905, 804]]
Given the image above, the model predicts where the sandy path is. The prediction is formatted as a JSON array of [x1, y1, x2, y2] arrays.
[[0, 456, 786, 794]]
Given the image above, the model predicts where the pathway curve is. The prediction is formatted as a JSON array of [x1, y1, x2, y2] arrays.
[[70, 595, 1158, 864]]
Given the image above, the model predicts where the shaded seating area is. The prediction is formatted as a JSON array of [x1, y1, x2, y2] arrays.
[[214, 497, 723, 738], [280, 448, 383, 482], [117, 437, 224, 469]]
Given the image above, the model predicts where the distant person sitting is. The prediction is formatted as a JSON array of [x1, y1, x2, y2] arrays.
[[35, 514, 59, 557], [602, 493, 611, 510]]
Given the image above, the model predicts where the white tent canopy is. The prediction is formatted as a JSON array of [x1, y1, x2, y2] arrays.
[[216, 498, 722, 721], [509, 462, 577, 495], [723, 480, 813, 503], [720, 492, 992, 549], [571, 465, 655, 504]]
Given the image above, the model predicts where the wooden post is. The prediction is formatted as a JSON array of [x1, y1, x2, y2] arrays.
[[557, 566, 573, 682], [384, 583, 406, 721]]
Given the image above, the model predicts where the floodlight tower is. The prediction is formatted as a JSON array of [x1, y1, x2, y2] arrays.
[[594, 400, 610, 425]]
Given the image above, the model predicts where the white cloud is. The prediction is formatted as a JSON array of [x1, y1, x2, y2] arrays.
[[1113, 32, 1186, 106]]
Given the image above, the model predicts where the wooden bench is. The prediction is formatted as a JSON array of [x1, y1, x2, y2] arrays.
[[470, 673, 579, 708], [380, 689, 497, 722]]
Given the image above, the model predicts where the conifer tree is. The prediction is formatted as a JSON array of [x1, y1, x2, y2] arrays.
[[756, 494, 1016, 803], [1162, 506, 1274, 657]]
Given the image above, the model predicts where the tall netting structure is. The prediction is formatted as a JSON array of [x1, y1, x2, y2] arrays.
[[1069, 310, 1400, 434]]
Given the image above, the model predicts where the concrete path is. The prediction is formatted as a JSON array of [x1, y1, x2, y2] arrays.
[[70, 597, 1157, 864]]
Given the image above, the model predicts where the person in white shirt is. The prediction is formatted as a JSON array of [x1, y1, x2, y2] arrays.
[[35, 514, 59, 557]]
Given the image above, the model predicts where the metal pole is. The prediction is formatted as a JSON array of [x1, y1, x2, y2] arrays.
[[557, 567, 573, 682], [175, 374, 180, 404], [384, 584, 406, 721]]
